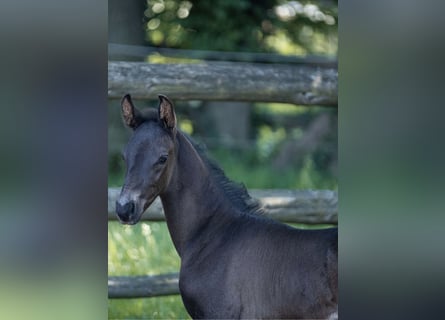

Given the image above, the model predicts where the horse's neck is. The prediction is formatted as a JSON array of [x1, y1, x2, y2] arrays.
[[159, 133, 228, 257]]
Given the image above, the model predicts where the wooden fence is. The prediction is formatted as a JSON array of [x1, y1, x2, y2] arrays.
[[108, 59, 338, 299]]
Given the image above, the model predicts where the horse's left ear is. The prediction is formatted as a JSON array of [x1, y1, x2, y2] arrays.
[[121, 94, 143, 129], [158, 94, 177, 134]]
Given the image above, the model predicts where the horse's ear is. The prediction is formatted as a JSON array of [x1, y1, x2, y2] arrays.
[[121, 94, 142, 129], [158, 94, 177, 134]]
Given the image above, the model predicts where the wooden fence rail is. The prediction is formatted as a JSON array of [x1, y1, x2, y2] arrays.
[[108, 188, 338, 225], [109, 273, 179, 299], [108, 61, 338, 105]]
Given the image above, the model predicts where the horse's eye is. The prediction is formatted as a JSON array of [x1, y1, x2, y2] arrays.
[[158, 155, 168, 164]]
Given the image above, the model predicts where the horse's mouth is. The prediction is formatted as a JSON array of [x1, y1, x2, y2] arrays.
[[121, 195, 157, 225], [142, 195, 157, 212]]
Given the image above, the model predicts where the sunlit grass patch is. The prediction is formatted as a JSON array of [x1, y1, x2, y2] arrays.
[[108, 222, 185, 318], [108, 222, 180, 276]]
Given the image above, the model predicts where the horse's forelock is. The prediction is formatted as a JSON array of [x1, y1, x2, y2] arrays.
[[139, 108, 160, 124]]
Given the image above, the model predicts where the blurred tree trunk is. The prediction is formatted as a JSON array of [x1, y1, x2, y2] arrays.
[[204, 101, 251, 147], [108, 0, 147, 167], [108, 0, 146, 60], [272, 113, 332, 170]]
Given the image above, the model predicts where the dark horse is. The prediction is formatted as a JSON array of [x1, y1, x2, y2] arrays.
[[116, 94, 338, 319]]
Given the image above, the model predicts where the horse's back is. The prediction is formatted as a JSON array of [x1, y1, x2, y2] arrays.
[[180, 216, 338, 319], [227, 221, 337, 318]]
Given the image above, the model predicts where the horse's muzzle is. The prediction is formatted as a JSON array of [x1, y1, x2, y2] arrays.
[[116, 200, 136, 224]]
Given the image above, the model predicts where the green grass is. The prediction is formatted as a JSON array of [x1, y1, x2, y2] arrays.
[[108, 222, 190, 319], [109, 296, 190, 320], [108, 222, 179, 276]]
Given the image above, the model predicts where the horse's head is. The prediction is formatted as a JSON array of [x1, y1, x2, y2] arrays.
[[116, 94, 177, 225]]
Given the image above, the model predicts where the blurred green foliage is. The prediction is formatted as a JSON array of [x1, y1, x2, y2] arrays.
[[144, 0, 337, 55]]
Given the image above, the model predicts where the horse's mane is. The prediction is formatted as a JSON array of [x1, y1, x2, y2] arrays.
[[183, 134, 264, 217], [137, 108, 263, 216]]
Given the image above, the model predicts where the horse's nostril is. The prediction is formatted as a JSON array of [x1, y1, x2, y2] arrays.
[[124, 201, 135, 213]]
